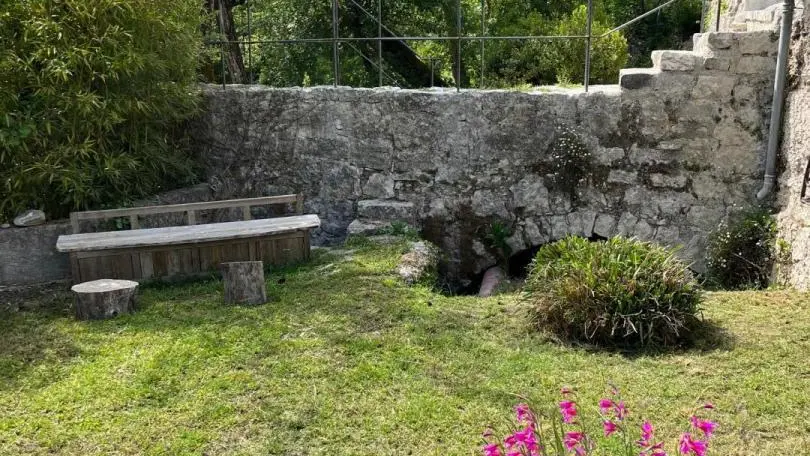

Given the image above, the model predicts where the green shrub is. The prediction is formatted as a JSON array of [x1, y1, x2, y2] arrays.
[[484, 5, 629, 87], [525, 236, 702, 348], [546, 5, 629, 85], [0, 0, 203, 220], [705, 209, 778, 290]]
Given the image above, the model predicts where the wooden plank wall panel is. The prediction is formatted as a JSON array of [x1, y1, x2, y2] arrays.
[[78, 254, 135, 282], [140, 253, 155, 280], [71, 230, 312, 283], [276, 236, 305, 264], [152, 248, 197, 277], [199, 241, 251, 272], [260, 239, 277, 265]]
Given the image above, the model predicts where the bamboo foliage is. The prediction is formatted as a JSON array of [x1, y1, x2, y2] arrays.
[[0, 0, 203, 220]]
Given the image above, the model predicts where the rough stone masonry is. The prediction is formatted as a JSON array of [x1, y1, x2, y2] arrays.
[[192, 31, 778, 283], [777, 0, 810, 289]]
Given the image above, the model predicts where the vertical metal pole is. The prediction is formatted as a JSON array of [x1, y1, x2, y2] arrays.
[[332, 0, 341, 86], [216, 0, 226, 89], [247, 0, 252, 84], [378, 0, 383, 87], [584, 0, 593, 92], [700, 0, 707, 33], [480, 0, 485, 88], [715, 0, 722, 31], [456, 0, 462, 92], [221, 44, 226, 88]]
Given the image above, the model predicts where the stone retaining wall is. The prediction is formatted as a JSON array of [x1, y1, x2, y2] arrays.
[[0, 30, 785, 287], [0, 184, 213, 287], [192, 30, 778, 281]]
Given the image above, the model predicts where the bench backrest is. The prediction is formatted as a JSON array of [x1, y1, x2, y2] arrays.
[[69, 194, 305, 234]]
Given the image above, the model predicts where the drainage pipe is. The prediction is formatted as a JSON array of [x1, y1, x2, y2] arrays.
[[757, 0, 795, 200]]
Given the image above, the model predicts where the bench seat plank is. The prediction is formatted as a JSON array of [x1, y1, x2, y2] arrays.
[[57, 215, 320, 253]]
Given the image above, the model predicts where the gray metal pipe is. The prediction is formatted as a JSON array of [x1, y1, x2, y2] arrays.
[[757, 0, 795, 200], [332, 0, 341, 86], [584, 0, 593, 92]]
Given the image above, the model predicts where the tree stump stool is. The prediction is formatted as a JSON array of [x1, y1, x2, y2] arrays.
[[71, 279, 138, 320], [221, 261, 267, 305]]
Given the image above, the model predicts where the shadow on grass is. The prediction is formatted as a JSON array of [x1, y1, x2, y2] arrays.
[[0, 304, 81, 386], [0, 253, 346, 386], [541, 317, 737, 359], [0, 242, 738, 394]]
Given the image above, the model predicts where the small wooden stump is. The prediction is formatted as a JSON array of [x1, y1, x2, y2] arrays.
[[71, 279, 138, 320], [221, 261, 267, 305]]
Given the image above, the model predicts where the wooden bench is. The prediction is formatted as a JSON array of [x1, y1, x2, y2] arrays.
[[56, 195, 320, 284]]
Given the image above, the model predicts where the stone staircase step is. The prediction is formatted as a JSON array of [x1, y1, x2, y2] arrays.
[[651, 50, 699, 71], [693, 33, 736, 55], [737, 30, 778, 55], [733, 4, 782, 32], [357, 199, 415, 222], [347, 219, 389, 236], [619, 68, 660, 90], [692, 31, 777, 60]]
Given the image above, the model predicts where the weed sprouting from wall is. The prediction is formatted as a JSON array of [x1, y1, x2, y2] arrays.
[[544, 126, 594, 203], [483, 221, 514, 265]]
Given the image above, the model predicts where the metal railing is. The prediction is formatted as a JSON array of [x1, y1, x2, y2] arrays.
[[209, 0, 716, 93]]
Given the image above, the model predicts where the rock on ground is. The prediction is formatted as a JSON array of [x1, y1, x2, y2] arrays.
[[396, 241, 440, 285], [13, 209, 46, 227]]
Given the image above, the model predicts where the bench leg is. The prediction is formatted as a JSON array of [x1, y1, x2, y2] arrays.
[[69, 253, 81, 284]]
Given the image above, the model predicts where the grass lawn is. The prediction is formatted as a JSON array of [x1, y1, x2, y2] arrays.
[[1, 240, 809, 455]]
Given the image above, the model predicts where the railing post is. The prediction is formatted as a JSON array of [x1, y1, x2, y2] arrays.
[[332, 0, 341, 86], [456, 0, 462, 92], [247, 0, 252, 84], [700, 0, 707, 32], [584, 0, 593, 93], [378, 0, 383, 87], [715, 0, 722, 31], [221, 43, 226, 88], [480, 0, 485, 89]]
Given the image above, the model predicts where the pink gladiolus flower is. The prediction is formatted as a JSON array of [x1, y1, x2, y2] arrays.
[[679, 433, 708, 456], [598, 398, 613, 414], [690, 416, 717, 438], [689, 439, 707, 456], [641, 421, 654, 442], [559, 400, 578, 423], [678, 434, 691, 455], [564, 431, 584, 450], [483, 443, 502, 456], [615, 400, 627, 420], [515, 403, 533, 424], [603, 420, 618, 437], [506, 452, 521, 456], [504, 433, 517, 449]]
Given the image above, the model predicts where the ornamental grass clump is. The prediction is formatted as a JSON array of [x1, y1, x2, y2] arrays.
[[525, 236, 702, 348]]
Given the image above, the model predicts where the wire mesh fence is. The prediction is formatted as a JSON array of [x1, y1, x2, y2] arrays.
[[206, 0, 716, 92]]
